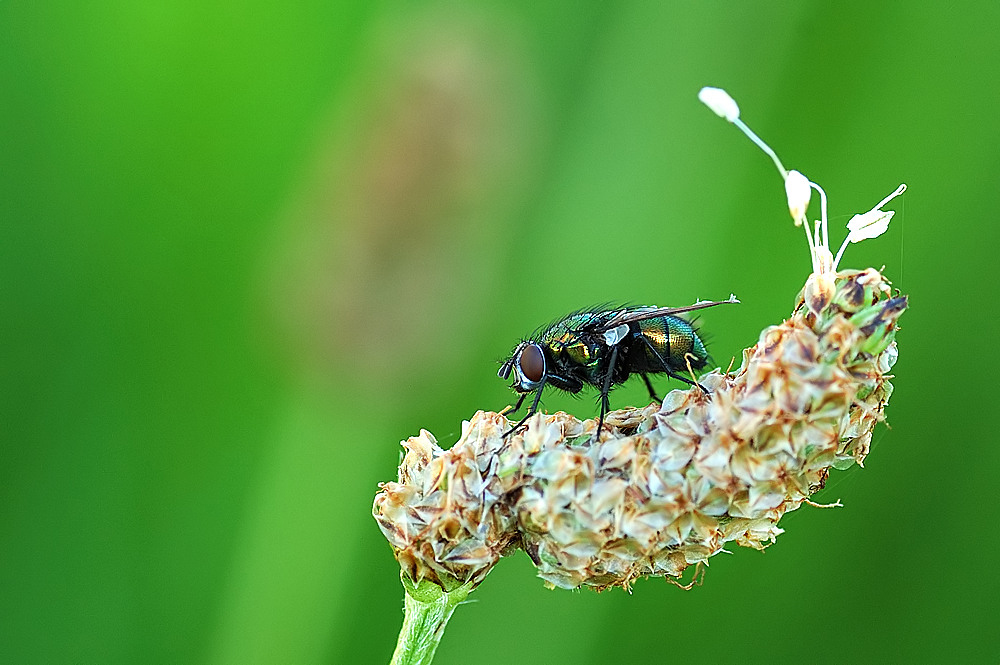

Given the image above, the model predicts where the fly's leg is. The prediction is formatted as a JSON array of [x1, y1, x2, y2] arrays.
[[503, 382, 545, 438], [499, 392, 527, 418], [595, 345, 619, 442], [641, 374, 660, 402]]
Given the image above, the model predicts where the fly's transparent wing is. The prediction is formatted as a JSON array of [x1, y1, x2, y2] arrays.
[[596, 296, 740, 332]]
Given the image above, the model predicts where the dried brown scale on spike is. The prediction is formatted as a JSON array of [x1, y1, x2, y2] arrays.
[[372, 268, 906, 592]]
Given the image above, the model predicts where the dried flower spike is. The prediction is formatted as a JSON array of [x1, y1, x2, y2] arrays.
[[375, 268, 904, 592], [375, 86, 907, 664]]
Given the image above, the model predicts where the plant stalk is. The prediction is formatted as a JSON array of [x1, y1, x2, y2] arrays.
[[390, 575, 473, 665]]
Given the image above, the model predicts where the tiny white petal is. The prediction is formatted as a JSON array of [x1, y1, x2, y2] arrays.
[[784, 170, 811, 225], [846, 209, 895, 243], [698, 87, 740, 122]]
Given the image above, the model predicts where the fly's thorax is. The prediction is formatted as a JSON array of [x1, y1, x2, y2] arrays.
[[544, 331, 596, 369], [539, 313, 602, 369]]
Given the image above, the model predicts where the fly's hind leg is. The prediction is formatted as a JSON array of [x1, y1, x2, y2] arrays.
[[641, 374, 660, 402]]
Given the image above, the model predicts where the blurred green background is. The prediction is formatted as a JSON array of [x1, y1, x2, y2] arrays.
[[3, 2, 998, 663]]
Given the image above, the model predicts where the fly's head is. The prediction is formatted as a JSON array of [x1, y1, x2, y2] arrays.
[[498, 341, 547, 393]]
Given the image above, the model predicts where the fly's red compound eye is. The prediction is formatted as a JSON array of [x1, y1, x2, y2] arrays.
[[519, 343, 545, 382]]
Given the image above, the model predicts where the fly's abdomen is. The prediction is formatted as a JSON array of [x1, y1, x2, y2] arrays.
[[637, 316, 708, 371]]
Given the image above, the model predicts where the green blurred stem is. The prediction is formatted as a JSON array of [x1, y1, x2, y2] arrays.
[[390, 575, 474, 665]]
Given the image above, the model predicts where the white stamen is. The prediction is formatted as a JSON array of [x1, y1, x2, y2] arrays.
[[699, 87, 787, 177], [876, 183, 907, 210], [698, 87, 740, 122], [699, 88, 906, 275], [810, 181, 829, 249], [734, 117, 787, 178], [785, 170, 811, 225], [832, 183, 907, 269], [846, 210, 895, 243]]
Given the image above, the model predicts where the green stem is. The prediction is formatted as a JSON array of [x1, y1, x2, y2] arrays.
[[390, 575, 474, 665]]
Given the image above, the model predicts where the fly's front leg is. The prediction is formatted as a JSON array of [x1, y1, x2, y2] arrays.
[[500, 392, 527, 418], [503, 381, 545, 438]]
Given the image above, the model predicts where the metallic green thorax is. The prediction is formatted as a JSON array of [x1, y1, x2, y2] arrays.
[[541, 313, 603, 370]]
